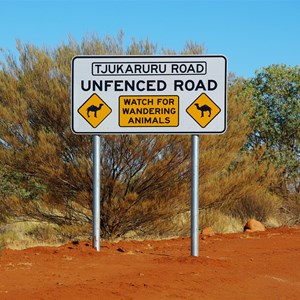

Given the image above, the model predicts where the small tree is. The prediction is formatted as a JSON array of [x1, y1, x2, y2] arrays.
[[246, 64, 300, 191]]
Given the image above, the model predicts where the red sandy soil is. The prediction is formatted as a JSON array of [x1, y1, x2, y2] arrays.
[[0, 226, 300, 300]]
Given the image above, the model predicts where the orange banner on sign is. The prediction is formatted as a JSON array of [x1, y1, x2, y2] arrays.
[[119, 95, 179, 127]]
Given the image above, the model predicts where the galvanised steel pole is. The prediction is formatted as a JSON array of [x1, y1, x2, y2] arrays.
[[93, 135, 101, 251], [191, 134, 199, 256]]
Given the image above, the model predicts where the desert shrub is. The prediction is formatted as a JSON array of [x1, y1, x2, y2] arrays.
[[222, 194, 279, 223], [279, 193, 300, 225], [246, 65, 300, 180], [0, 34, 296, 241], [196, 77, 284, 227], [206, 150, 282, 224], [0, 35, 195, 239], [242, 65, 300, 224]]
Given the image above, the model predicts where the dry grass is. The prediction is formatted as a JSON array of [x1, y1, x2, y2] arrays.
[[199, 209, 245, 233], [0, 204, 294, 250], [0, 221, 64, 250]]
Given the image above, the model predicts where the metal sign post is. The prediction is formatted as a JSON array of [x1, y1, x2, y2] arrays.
[[191, 135, 199, 256], [93, 135, 101, 251], [71, 55, 227, 256]]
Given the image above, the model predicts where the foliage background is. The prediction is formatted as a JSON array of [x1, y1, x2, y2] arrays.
[[0, 34, 299, 244]]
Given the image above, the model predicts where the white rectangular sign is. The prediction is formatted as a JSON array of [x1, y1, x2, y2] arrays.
[[71, 55, 227, 134]]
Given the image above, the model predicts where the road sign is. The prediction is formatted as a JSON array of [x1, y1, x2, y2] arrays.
[[71, 56, 227, 134]]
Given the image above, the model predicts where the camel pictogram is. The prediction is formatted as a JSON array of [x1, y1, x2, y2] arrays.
[[194, 103, 212, 117], [87, 104, 104, 118]]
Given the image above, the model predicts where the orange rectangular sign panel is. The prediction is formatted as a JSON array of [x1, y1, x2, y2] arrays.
[[119, 95, 179, 127]]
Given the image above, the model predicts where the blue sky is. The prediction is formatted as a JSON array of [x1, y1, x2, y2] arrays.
[[0, 0, 299, 78]]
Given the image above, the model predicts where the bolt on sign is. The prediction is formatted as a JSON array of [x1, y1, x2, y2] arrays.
[[71, 56, 227, 134]]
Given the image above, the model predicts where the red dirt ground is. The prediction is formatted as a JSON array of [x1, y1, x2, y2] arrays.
[[0, 226, 299, 300]]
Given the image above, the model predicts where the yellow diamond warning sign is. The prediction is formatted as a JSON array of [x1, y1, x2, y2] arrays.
[[186, 93, 221, 128], [78, 93, 112, 128], [119, 95, 179, 127]]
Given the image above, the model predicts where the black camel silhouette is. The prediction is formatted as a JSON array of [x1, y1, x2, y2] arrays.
[[87, 104, 104, 118], [194, 103, 212, 117]]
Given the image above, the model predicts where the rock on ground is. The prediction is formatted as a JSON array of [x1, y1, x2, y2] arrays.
[[201, 227, 215, 236], [244, 219, 266, 232]]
